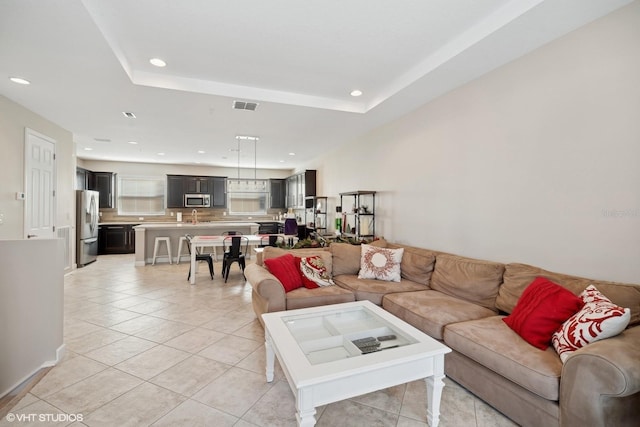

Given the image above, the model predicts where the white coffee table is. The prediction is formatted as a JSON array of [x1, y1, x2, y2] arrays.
[[262, 300, 451, 426]]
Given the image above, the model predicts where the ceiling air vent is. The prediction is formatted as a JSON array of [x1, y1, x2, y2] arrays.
[[232, 100, 259, 111]]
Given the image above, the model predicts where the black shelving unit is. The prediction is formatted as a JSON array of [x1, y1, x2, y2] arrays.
[[339, 191, 376, 239], [305, 196, 328, 238]]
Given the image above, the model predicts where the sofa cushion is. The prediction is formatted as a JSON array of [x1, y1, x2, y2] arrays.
[[358, 244, 404, 282], [264, 254, 303, 292], [330, 240, 387, 276], [430, 254, 505, 311], [386, 244, 437, 286], [382, 290, 496, 340], [444, 316, 563, 401], [503, 277, 583, 350], [263, 246, 333, 276], [497, 263, 640, 327], [285, 285, 355, 310], [334, 275, 427, 306], [552, 285, 631, 362]]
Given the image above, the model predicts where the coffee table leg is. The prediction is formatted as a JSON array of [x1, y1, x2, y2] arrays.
[[296, 389, 316, 427], [265, 332, 275, 382], [425, 355, 446, 427]]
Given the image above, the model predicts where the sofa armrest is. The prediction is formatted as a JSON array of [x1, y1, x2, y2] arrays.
[[245, 263, 286, 314], [560, 325, 640, 426]]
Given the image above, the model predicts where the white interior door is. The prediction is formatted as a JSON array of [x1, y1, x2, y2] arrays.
[[24, 128, 56, 239]]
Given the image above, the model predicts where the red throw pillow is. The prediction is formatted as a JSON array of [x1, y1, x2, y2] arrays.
[[264, 254, 302, 292], [503, 276, 583, 350]]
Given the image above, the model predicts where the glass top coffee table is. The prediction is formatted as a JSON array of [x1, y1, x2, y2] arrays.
[[262, 300, 451, 426]]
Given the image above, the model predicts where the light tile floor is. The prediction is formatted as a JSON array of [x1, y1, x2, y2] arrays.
[[2, 255, 518, 427]]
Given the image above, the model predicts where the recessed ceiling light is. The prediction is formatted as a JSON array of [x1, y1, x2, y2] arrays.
[[279, 160, 285, 163], [127, 141, 138, 145], [350, 90, 363, 97], [10, 77, 30, 85], [197, 150, 205, 154], [122, 111, 136, 118], [149, 58, 166, 67], [84, 147, 93, 151], [157, 152, 165, 156], [288, 152, 296, 156]]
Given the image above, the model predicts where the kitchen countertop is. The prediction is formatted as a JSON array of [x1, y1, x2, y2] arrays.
[[133, 221, 260, 229]]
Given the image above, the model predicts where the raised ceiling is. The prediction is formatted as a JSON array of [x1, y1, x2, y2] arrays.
[[0, 0, 632, 169]]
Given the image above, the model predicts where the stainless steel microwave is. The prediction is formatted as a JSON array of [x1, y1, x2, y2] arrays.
[[184, 194, 211, 208]]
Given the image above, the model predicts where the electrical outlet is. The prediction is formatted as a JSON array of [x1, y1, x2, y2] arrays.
[[0, 212, 4, 225]]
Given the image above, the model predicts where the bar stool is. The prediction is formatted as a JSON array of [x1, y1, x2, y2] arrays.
[[152, 236, 172, 265], [176, 236, 190, 264]]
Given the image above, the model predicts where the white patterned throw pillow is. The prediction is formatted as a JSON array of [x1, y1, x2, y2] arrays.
[[551, 285, 630, 362], [358, 244, 404, 282]]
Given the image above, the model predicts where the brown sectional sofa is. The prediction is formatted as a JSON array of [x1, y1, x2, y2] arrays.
[[244, 241, 640, 427]]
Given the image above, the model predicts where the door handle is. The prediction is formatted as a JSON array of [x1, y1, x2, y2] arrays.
[[27, 234, 37, 238]]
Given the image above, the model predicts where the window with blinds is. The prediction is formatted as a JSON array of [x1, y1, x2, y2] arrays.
[[117, 175, 165, 215], [227, 179, 268, 215]]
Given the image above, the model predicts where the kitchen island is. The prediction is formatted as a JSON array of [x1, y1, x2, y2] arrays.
[[133, 222, 260, 266]]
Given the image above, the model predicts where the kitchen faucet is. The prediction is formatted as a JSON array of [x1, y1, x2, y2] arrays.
[[192, 209, 198, 224]]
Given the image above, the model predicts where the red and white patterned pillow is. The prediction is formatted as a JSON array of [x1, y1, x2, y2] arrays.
[[358, 244, 404, 282], [552, 285, 630, 362], [296, 256, 334, 288]]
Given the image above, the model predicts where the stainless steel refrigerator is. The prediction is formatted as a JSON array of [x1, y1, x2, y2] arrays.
[[76, 190, 99, 267]]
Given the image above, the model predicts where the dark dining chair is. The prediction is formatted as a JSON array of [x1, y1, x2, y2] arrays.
[[185, 234, 214, 281], [222, 235, 248, 282], [259, 234, 284, 248], [221, 231, 243, 236]]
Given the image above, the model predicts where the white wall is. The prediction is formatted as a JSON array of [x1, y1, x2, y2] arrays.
[[0, 95, 75, 241], [311, 3, 640, 283], [0, 239, 64, 398]]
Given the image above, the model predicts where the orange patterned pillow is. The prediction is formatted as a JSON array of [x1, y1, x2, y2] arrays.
[[552, 285, 630, 362]]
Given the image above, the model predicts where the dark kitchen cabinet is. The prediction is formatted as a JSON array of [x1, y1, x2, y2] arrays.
[[270, 179, 286, 209], [285, 170, 316, 209], [76, 167, 91, 190], [98, 224, 136, 254], [185, 176, 209, 194], [211, 177, 227, 208], [91, 172, 115, 208], [167, 175, 227, 208], [257, 221, 280, 234], [166, 175, 185, 208]]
